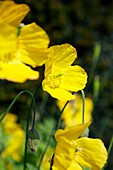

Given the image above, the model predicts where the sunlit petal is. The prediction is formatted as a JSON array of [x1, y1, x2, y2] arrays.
[[0, 1, 30, 26], [53, 138, 75, 170], [55, 122, 91, 142], [49, 44, 77, 69], [0, 21, 17, 56], [75, 137, 108, 170], [19, 22, 50, 67], [60, 66, 87, 91], [0, 62, 39, 83], [42, 79, 75, 101], [42, 44, 87, 101]]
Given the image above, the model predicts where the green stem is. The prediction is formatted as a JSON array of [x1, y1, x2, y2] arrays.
[[37, 123, 56, 170], [56, 100, 69, 130], [102, 136, 113, 170], [0, 89, 36, 170], [37, 100, 69, 170], [23, 101, 34, 170], [22, 92, 37, 170], [81, 90, 85, 124], [0, 90, 26, 123], [86, 42, 101, 92], [108, 136, 113, 156], [48, 101, 69, 170]]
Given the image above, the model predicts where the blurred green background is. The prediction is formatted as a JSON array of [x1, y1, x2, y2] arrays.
[[0, 0, 113, 169]]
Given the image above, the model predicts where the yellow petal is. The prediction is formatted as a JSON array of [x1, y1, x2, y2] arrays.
[[60, 66, 87, 92], [19, 22, 50, 67], [41, 147, 54, 170], [49, 44, 77, 69], [0, 62, 39, 83], [0, 21, 17, 55], [55, 122, 91, 142], [53, 137, 83, 170], [42, 79, 75, 101], [53, 138, 75, 170], [75, 137, 108, 170], [68, 160, 83, 170], [0, 1, 30, 26]]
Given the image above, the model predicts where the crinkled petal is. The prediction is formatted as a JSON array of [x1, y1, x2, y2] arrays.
[[19, 22, 50, 67], [55, 122, 91, 142], [60, 66, 87, 92], [68, 160, 83, 170], [0, 1, 30, 26], [48, 44, 77, 69], [0, 62, 39, 83], [0, 21, 17, 55], [75, 137, 108, 170], [53, 137, 83, 170], [53, 138, 75, 170], [42, 79, 75, 101]]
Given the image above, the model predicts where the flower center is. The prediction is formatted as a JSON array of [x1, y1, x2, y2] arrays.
[[46, 73, 62, 89]]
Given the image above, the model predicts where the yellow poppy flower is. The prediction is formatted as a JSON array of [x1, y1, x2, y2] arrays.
[[0, 21, 49, 82], [0, 21, 39, 82], [1, 113, 25, 161], [53, 123, 107, 170], [0, 1, 30, 27], [0, 1, 50, 83], [57, 94, 93, 127], [42, 44, 87, 101]]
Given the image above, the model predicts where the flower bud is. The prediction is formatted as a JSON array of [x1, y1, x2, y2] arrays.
[[26, 129, 40, 152]]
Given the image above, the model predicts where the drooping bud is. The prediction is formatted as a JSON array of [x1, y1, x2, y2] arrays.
[[26, 128, 40, 152]]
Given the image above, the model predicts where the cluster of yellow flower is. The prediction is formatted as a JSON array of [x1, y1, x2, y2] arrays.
[[0, 1, 49, 83], [0, 113, 24, 161], [0, 1, 108, 170]]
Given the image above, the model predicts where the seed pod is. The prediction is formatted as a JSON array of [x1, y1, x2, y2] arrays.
[[26, 128, 40, 152]]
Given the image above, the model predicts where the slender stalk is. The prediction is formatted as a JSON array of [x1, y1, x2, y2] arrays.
[[102, 136, 113, 170], [108, 136, 113, 156], [86, 42, 101, 92], [0, 89, 36, 170], [21, 92, 37, 170], [23, 101, 33, 170], [37, 100, 69, 170], [81, 90, 85, 124], [23, 138, 28, 170], [37, 123, 56, 170], [0, 90, 27, 123], [56, 100, 69, 130], [0, 91, 24, 123]]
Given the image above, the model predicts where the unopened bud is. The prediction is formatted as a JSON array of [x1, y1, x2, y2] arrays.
[[27, 129, 40, 152]]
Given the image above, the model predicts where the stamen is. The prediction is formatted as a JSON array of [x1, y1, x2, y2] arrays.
[[46, 73, 62, 89]]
